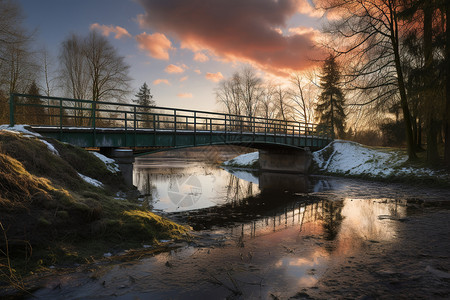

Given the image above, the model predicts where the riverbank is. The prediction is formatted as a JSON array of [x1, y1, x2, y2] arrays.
[[223, 140, 450, 186], [0, 126, 188, 296]]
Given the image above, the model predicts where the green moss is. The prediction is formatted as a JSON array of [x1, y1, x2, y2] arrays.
[[56, 210, 69, 219], [0, 130, 189, 286], [38, 217, 51, 226]]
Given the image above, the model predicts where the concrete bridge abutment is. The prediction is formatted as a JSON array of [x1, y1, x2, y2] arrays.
[[101, 148, 135, 186], [258, 148, 311, 174]]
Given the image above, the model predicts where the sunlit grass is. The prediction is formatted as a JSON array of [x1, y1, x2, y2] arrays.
[[0, 130, 189, 294]]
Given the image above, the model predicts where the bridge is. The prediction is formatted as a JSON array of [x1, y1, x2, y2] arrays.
[[8, 93, 333, 179]]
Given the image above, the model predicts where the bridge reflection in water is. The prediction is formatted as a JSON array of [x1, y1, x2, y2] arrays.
[[133, 161, 407, 248]]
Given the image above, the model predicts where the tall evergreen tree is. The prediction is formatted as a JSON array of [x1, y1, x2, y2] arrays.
[[316, 55, 346, 139], [23, 80, 46, 124], [133, 82, 155, 128]]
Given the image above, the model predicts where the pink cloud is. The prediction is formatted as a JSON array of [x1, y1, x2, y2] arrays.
[[180, 76, 188, 82], [288, 26, 318, 35], [296, 0, 325, 18], [90, 23, 131, 39], [205, 72, 224, 82], [165, 64, 185, 74], [153, 79, 170, 85], [136, 0, 327, 76], [177, 93, 193, 98], [194, 52, 209, 62], [194, 69, 201, 74], [136, 32, 173, 60]]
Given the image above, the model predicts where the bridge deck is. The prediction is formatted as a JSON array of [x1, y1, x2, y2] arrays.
[[9, 93, 333, 152]]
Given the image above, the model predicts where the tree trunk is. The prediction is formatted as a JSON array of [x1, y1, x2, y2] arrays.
[[418, 119, 423, 150], [391, 23, 416, 160], [424, 3, 440, 165], [444, 2, 450, 168], [427, 119, 440, 165]]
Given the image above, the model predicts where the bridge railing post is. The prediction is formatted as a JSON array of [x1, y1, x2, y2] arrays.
[[174, 109, 177, 147], [59, 98, 63, 133], [9, 93, 15, 126], [224, 114, 227, 143], [153, 113, 156, 131], [133, 107, 137, 147], [194, 111, 197, 146], [264, 117, 267, 142], [133, 107, 137, 130], [209, 118, 212, 144]]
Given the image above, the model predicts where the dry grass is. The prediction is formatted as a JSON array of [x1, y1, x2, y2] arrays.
[[0, 129, 188, 295]]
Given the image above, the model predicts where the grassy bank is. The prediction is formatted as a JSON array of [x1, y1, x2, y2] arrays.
[[0, 129, 188, 294]]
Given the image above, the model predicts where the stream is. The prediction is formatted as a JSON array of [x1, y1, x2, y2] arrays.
[[32, 148, 450, 299]]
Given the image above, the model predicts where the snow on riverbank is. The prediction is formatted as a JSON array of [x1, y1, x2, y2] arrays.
[[313, 140, 442, 178], [78, 173, 103, 187], [223, 140, 446, 180], [222, 151, 259, 168], [90, 151, 120, 173], [1, 124, 120, 175], [0, 124, 59, 155], [313, 140, 407, 177]]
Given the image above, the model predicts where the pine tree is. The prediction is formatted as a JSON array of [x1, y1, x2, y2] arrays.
[[23, 81, 46, 124], [133, 82, 155, 128], [316, 55, 346, 139]]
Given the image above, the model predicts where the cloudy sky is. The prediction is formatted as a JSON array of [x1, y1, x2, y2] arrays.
[[19, 0, 328, 111]]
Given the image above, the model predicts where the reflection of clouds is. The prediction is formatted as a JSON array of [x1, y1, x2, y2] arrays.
[[335, 198, 407, 254], [298, 276, 318, 286], [274, 248, 328, 288]]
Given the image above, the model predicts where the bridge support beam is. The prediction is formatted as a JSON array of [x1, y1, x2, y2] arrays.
[[258, 148, 311, 173], [102, 148, 135, 186]]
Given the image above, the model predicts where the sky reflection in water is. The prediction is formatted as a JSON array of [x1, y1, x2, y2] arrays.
[[129, 157, 407, 297], [32, 156, 411, 299]]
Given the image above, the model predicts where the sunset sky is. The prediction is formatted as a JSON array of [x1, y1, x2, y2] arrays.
[[18, 0, 328, 111]]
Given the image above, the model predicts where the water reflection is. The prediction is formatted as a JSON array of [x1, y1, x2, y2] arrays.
[[133, 158, 406, 252], [32, 154, 430, 299], [133, 158, 261, 212]]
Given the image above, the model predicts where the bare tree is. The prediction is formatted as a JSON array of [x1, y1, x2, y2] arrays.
[[83, 30, 130, 103], [445, 1, 450, 167], [239, 67, 262, 118], [216, 77, 242, 116], [59, 33, 90, 100], [290, 73, 317, 124], [216, 67, 263, 132], [59, 34, 90, 125], [258, 83, 276, 120], [59, 31, 131, 126], [0, 0, 36, 95], [318, 0, 417, 159], [273, 86, 292, 122], [40, 47, 57, 97]]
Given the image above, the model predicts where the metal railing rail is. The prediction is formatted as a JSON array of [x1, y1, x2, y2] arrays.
[[9, 93, 333, 141]]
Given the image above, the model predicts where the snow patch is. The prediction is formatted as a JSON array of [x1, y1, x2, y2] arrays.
[[0, 124, 42, 137], [90, 151, 120, 173], [40, 139, 59, 155], [78, 173, 103, 187], [223, 151, 259, 168], [313, 140, 438, 178], [0, 124, 59, 155], [222, 140, 444, 181]]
